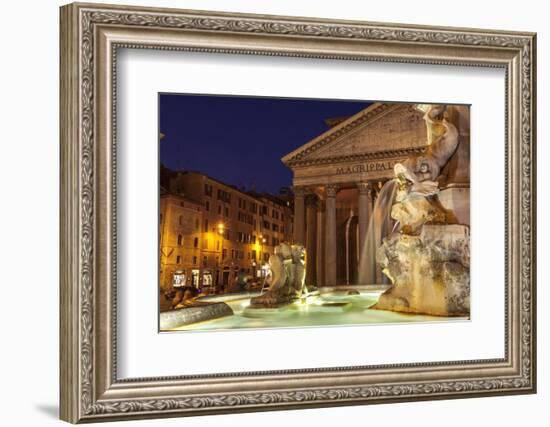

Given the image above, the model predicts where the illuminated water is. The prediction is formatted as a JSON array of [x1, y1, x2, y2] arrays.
[[359, 179, 398, 285], [170, 289, 466, 332]]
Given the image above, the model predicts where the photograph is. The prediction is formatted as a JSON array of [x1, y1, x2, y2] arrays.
[[158, 95, 471, 332]]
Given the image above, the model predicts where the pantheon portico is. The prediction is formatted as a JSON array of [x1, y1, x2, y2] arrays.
[[282, 102, 470, 287]]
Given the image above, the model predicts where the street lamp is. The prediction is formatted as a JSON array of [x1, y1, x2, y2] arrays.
[[217, 222, 225, 293], [258, 234, 267, 278]]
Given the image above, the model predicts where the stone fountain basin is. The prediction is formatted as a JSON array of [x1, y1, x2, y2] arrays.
[[160, 302, 233, 330]]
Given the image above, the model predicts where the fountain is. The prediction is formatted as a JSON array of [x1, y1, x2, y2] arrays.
[[371, 104, 470, 316], [248, 243, 306, 308]]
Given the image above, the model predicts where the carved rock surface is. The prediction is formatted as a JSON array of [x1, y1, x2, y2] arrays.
[[391, 193, 448, 234], [374, 224, 470, 316], [250, 243, 306, 308]]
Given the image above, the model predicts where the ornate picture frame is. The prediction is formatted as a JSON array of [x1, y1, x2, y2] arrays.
[[60, 2, 536, 423]]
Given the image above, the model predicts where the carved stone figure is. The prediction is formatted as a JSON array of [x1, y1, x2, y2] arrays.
[[249, 243, 306, 308], [373, 105, 470, 316], [291, 244, 306, 294], [375, 224, 470, 316], [396, 104, 459, 197]]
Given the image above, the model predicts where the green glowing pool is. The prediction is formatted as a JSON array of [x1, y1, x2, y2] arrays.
[[166, 287, 467, 332]]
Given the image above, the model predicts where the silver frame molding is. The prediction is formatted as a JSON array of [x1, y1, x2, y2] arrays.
[[60, 2, 537, 423]]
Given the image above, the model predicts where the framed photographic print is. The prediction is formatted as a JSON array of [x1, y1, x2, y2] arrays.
[[60, 2, 537, 423]]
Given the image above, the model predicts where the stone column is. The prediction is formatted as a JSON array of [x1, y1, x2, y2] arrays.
[[316, 198, 325, 289], [357, 182, 371, 284], [357, 182, 371, 258], [305, 194, 318, 290], [325, 185, 338, 287], [374, 180, 386, 284], [366, 185, 376, 283], [293, 186, 306, 245]]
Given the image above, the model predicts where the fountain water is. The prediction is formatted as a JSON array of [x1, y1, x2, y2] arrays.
[[358, 179, 398, 284], [344, 209, 355, 285]]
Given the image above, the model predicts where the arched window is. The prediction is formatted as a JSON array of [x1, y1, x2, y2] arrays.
[[177, 234, 183, 246], [193, 237, 199, 248]]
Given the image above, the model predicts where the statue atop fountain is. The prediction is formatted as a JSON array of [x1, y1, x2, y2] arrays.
[[373, 105, 470, 316], [249, 243, 307, 308]]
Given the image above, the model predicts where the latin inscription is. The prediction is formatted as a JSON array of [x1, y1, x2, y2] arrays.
[[335, 160, 397, 175]]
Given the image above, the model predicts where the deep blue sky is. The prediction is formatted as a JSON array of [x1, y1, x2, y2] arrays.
[[159, 94, 372, 194]]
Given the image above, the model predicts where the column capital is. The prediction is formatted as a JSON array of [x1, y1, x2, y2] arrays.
[[357, 181, 371, 195], [325, 184, 338, 198], [305, 193, 318, 207], [293, 186, 307, 197], [316, 198, 325, 212]]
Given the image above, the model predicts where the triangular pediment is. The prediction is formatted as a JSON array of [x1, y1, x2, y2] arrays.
[[282, 103, 428, 167]]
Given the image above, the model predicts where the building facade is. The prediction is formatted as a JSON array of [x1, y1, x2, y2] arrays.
[[160, 170, 294, 294], [282, 102, 470, 288], [159, 191, 204, 292]]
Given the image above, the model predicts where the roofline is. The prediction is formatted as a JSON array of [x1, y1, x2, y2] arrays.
[[160, 191, 203, 207], [281, 102, 383, 164], [167, 169, 292, 207], [281, 102, 413, 166]]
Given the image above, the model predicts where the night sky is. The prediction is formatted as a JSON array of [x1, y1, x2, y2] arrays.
[[159, 94, 372, 194]]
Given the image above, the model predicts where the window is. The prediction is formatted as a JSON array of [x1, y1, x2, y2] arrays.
[[192, 256, 197, 265], [193, 237, 199, 248], [195, 218, 199, 230], [231, 249, 235, 259], [176, 255, 181, 264], [252, 250, 256, 260], [224, 206, 229, 217], [217, 189, 231, 202], [218, 205, 222, 215], [204, 183, 213, 197], [178, 215, 183, 225], [238, 211, 253, 224], [177, 234, 183, 246], [202, 256, 207, 267], [205, 200, 210, 211], [272, 223, 279, 232], [203, 239, 208, 250], [222, 248, 227, 259]]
